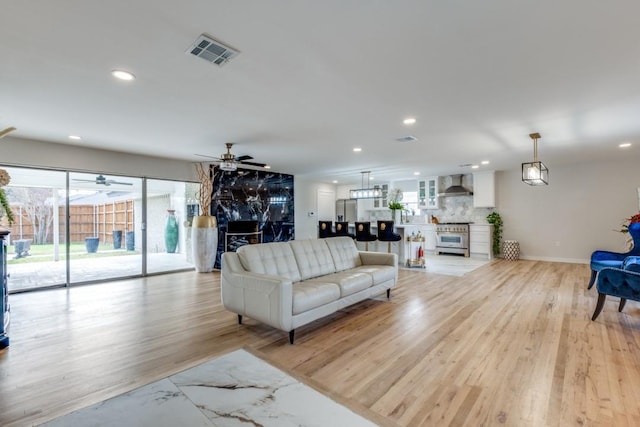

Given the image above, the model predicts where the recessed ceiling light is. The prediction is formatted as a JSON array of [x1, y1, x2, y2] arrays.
[[481, 160, 490, 165], [353, 147, 362, 152], [68, 135, 81, 140], [403, 118, 416, 125], [619, 142, 632, 148], [332, 180, 338, 184], [471, 165, 479, 169], [264, 165, 271, 169], [413, 172, 420, 176], [111, 70, 135, 81]]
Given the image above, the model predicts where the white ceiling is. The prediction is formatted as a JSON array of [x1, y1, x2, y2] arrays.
[[1, 1, 640, 185]]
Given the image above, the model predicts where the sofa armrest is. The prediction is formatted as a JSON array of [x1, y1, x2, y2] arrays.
[[221, 252, 294, 332], [359, 251, 398, 267]]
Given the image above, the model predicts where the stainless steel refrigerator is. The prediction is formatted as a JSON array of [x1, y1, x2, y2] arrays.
[[335, 199, 357, 223]]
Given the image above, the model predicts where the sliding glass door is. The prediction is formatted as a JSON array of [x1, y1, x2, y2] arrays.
[[68, 172, 143, 284], [1, 165, 197, 292], [0, 167, 67, 291]]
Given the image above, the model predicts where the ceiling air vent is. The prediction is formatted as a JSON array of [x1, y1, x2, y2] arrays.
[[395, 135, 418, 143], [187, 34, 239, 66]]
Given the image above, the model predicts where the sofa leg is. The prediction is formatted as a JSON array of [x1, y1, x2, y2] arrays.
[[587, 270, 597, 289], [289, 330, 295, 344], [238, 314, 243, 325], [619, 298, 627, 312], [592, 293, 607, 321], [387, 289, 390, 299]]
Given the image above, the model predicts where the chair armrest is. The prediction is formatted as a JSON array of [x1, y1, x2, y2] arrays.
[[622, 256, 640, 271], [591, 250, 628, 262], [596, 267, 640, 299], [221, 253, 293, 332], [359, 251, 398, 267]]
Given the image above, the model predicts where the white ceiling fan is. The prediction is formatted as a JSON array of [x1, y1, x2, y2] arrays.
[[72, 174, 133, 186], [195, 143, 269, 171]]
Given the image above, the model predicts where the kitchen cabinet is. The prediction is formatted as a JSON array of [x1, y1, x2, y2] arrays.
[[473, 171, 495, 208], [418, 177, 439, 209], [470, 224, 493, 260], [373, 184, 388, 209]]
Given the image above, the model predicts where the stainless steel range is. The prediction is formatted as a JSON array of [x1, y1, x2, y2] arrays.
[[435, 222, 470, 257]]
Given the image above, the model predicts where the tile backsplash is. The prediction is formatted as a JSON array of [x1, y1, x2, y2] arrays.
[[368, 195, 495, 224], [422, 195, 494, 224]]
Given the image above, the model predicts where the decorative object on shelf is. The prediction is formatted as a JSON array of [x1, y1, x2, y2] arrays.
[[522, 132, 549, 185], [0, 168, 14, 226], [164, 209, 179, 253], [486, 211, 503, 256], [192, 163, 218, 272], [349, 171, 382, 199]]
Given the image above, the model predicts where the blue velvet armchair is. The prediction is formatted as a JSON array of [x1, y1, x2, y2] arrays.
[[587, 222, 640, 289], [591, 257, 640, 321]]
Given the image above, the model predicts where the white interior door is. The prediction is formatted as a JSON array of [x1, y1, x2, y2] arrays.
[[317, 190, 335, 221]]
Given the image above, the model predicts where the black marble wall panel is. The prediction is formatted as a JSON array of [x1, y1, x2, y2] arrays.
[[212, 167, 294, 268]]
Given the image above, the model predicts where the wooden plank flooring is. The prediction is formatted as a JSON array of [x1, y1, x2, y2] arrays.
[[2, 259, 640, 426]]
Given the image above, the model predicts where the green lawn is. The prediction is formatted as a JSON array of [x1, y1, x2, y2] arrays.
[[7, 242, 140, 264]]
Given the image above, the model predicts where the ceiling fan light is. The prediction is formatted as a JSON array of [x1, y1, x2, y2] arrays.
[[219, 160, 237, 171]]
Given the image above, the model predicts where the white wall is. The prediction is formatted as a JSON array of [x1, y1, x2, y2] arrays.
[[496, 157, 640, 263], [0, 136, 195, 181], [294, 178, 336, 240]]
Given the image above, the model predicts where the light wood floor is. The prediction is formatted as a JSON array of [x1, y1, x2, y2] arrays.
[[1, 259, 640, 426]]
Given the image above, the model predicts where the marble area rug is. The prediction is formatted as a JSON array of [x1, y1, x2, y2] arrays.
[[401, 253, 491, 277], [40, 349, 379, 427]]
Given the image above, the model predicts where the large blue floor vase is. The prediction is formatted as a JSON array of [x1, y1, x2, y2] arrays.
[[165, 210, 179, 254]]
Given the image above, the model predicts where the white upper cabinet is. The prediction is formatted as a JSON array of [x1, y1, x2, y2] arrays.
[[473, 171, 496, 208], [418, 177, 439, 209]]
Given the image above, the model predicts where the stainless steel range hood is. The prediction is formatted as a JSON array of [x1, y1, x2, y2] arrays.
[[438, 174, 473, 197]]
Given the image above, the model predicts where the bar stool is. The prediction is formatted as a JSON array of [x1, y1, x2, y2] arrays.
[[318, 220, 335, 238], [377, 220, 401, 253], [334, 221, 355, 239], [355, 221, 377, 251]]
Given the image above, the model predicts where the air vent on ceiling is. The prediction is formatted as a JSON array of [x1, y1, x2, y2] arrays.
[[395, 135, 418, 143], [187, 34, 239, 66]]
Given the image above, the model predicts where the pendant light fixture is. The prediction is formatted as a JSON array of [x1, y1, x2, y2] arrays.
[[349, 171, 382, 199], [522, 132, 549, 185]]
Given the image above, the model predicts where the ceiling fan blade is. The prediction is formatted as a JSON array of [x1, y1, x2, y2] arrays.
[[107, 181, 133, 186], [72, 178, 99, 183], [194, 153, 221, 160], [239, 160, 267, 167], [235, 155, 253, 162]]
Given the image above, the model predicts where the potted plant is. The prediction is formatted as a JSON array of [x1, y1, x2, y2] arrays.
[[388, 188, 404, 223], [191, 163, 218, 272], [486, 211, 503, 256], [0, 168, 14, 226]]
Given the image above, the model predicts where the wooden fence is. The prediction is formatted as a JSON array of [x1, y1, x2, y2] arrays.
[[3, 200, 135, 244]]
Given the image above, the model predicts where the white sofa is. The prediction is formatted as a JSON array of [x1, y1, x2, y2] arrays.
[[221, 236, 398, 343]]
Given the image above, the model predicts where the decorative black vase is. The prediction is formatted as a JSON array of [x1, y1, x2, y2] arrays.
[[165, 210, 179, 253]]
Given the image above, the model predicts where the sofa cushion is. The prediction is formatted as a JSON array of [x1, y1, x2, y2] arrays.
[[292, 282, 341, 315], [289, 239, 336, 280], [325, 236, 363, 271], [352, 265, 396, 284], [306, 270, 372, 297], [237, 242, 302, 282]]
